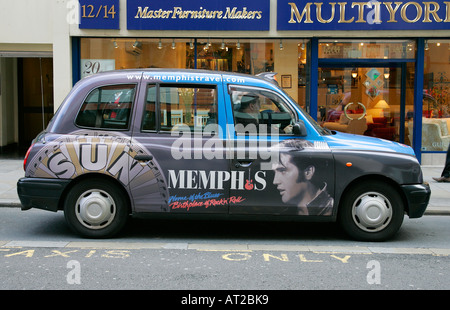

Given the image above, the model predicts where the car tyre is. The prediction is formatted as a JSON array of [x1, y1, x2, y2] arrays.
[[338, 180, 404, 241], [64, 178, 129, 238]]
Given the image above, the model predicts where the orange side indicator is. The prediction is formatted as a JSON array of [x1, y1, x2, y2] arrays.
[[346, 162, 353, 167]]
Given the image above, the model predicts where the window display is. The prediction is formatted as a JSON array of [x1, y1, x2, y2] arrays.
[[80, 37, 309, 114], [317, 39, 416, 146], [422, 40, 450, 152]]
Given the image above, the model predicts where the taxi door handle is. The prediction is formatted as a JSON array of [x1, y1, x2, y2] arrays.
[[235, 160, 253, 168], [134, 154, 153, 162]]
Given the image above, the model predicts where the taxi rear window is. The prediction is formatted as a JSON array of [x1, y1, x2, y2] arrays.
[[75, 84, 136, 130]]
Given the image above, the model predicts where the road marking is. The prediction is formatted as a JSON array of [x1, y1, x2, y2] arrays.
[[0, 241, 449, 256], [191, 243, 250, 251], [65, 241, 165, 249], [163, 243, 188, 250], [368, 247, 437, 255], [5, 241, 69, 248]]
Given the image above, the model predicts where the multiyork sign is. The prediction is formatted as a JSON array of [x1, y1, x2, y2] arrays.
[[126, 0, 270, 30], [277, 0, 450, 30]]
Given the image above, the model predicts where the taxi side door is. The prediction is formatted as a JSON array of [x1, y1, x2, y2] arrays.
[[129, 72, 230, 214], [225, 83, 336, 217]]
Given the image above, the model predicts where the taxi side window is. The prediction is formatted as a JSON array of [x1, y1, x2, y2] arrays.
[[230, 86, 295, 135], [75, 84, 136, 130], [159, 85, 218, 132]]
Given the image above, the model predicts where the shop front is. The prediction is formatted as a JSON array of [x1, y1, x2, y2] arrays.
[[2, 0, 449, 163], [71, 0, 450, 163]]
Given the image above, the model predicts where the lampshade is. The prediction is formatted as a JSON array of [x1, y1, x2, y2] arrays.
[[374, 99, 389, 109]]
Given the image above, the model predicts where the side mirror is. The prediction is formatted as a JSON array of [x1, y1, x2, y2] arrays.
[[293, 120, 307, 136]]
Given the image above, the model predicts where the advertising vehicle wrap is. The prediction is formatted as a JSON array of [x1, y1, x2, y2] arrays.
[[17, 69, 430, 241]]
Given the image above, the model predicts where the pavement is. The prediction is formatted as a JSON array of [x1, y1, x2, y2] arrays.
[[0, 158, 449, 215]]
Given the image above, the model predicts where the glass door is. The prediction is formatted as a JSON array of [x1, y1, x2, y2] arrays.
[[318, 64, 415, 146]]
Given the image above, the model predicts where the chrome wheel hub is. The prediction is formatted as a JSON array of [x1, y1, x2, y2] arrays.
[[75, 189, 116, 229], [352, 192, 392, 232]]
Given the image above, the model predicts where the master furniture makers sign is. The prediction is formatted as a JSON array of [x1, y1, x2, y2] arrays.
[[126, 0, 270, 30]]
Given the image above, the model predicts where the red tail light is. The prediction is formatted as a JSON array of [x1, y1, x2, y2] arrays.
[[23, 144, 33, 171]]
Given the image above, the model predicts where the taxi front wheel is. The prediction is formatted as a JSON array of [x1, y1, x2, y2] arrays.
[[338, 180, 404, 242], [64, 178, 129, 238]]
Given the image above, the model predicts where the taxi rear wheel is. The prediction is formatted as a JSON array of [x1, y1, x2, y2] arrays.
[[338, 180, 404, 241], [64, 178, 128, 238]]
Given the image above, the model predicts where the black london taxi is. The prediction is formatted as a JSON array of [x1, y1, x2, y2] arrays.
[[17, 69, 431, 241]]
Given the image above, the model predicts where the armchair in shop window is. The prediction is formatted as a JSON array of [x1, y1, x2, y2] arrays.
[[323, 113, 368, 135], [365, 116, 395, 140]]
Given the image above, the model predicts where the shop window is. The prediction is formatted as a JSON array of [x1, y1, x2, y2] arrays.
[[318, 39, 415, 59], [190, 39, 309, 111], [319, 64, 415, 145], [80, 38, 187, 79], [79, 37, 309, 124], [317, 39, 416, 145], [76, 84, 136, 130], [422, 40, 450, 152], [191, 39, 274, 73], [229, 86, 295, 136], [159, 85, 218, 132]]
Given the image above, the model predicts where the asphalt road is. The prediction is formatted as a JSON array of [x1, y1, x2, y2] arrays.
[[0, 208, 449, 292], [1, 207, 450, 246]]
